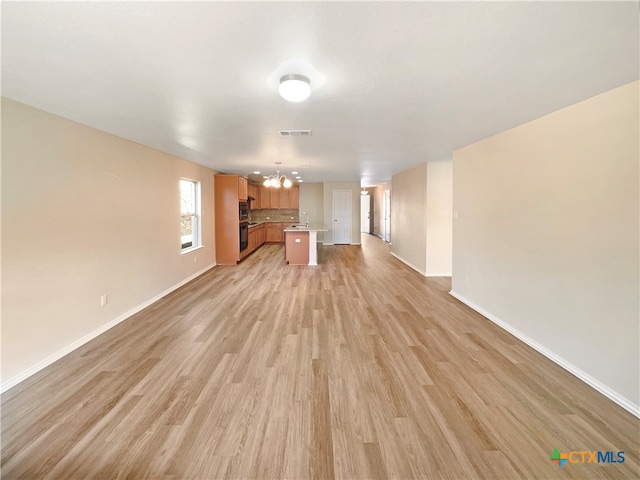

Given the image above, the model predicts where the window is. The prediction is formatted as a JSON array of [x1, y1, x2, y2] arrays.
[[180, 179, 201, 252]]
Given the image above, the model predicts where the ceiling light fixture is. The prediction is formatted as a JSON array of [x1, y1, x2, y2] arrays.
[[279, 74, 310, 102], [263, 162, 292, 188]]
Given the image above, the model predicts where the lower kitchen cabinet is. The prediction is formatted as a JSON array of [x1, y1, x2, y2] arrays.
[[265, 222, 287, 243], [245, 223, 266, 256]]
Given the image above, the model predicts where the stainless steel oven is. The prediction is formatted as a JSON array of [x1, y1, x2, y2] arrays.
[[239, 222, 248, 251]]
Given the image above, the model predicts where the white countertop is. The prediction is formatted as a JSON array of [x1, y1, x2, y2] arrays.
[[283, 223, 328, 233]]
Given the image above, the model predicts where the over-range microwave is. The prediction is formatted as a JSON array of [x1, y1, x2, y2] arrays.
[[239, 202, 249, 221]]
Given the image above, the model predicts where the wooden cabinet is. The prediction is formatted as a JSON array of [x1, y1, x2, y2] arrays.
[[245, 223, 266, 257], [289, 186, 299, 209], [248, 184, 261, 209], [269, 188, 280, 209], [265, 222, 287, 243], [257, 185, 299, 210], [215, 174, 242, 265], [260, 186, 271, 209], [214, 174, 252, 264], [238, 177, 248, 201], [279, 188, 290, 209]]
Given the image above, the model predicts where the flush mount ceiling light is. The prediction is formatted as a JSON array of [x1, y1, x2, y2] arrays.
[[279, 74, 311, 102], [263, 162, 292, 188]]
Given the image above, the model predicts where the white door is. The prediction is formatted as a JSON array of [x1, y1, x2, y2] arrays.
[[333, 190, 352, 244], [383, 190, 391, 243], [360, 194, 371, 233]]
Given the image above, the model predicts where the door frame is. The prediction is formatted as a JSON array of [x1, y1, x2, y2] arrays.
[[383, 189, 391, 243]]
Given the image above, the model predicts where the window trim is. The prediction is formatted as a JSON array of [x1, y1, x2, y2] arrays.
[[180, 178, 202, 254]]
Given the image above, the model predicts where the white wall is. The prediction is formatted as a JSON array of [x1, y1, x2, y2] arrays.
[[451, 81, 639, 414], [322, 182, 361, 245], [426, 163, 453, 276], [1, 98, 217, 389]]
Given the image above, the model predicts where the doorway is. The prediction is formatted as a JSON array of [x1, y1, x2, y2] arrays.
[[360, 194, 371, 234], [333, 190, 352, 244], [383, 189, 391, 243]]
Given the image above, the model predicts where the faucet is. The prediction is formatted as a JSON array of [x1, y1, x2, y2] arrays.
[[303, 212, 309, 227]]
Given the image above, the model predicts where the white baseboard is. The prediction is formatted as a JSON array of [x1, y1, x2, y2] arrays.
[[1, 263, 217, 393], [321, 242, 362, 246], [426, 272, 452, 277], [449, 290, 640, 418], [390, 252, 427, 276]]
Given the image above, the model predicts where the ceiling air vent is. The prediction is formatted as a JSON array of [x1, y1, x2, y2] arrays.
[[278, 130, 312, 137]]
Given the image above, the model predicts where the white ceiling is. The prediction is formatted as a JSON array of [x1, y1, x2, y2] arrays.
[[2, 2, 638, 186]]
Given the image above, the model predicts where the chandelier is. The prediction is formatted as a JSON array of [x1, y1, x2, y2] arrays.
[[263, 162, 292, 188]]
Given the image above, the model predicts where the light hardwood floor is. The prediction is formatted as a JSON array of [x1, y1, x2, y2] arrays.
[[2, 234, 638, 479]]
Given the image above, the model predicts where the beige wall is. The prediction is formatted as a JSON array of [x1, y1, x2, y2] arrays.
[[322, 182, 361, 245], [426, 163, 453, 276], [299, 182, 324, 242], [452, 81, 639, 412], [2, 98, 217, 388], [391, 164, 428, 273], [390, 163, 453, 275]]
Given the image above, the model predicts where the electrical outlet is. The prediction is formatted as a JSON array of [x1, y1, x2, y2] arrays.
[[100, 294, 108, 307]]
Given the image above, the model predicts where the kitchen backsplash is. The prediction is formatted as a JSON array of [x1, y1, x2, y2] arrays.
[[250, 209, 299, 222]]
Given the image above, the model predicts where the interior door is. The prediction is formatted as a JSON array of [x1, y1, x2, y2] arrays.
[[383, 189, 391, 243], [360, 194, 371, 233], [333, 190, 352, 244]]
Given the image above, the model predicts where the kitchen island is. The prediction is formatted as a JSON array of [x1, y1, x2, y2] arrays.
[[283, 224, 327, 265]]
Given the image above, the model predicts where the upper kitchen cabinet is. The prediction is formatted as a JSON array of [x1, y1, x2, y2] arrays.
[[248, 183, 261, 209], [238, 176, 248, 201], [279, 188, 290, 208], [258, 185, 299, 209], [259, 185, 271, 209]]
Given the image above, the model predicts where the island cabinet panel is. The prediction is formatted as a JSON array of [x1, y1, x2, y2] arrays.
[[285, 231, 309, 265]]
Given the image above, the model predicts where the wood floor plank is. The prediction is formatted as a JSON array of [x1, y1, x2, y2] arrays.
[[2, 235, 638, 479]]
